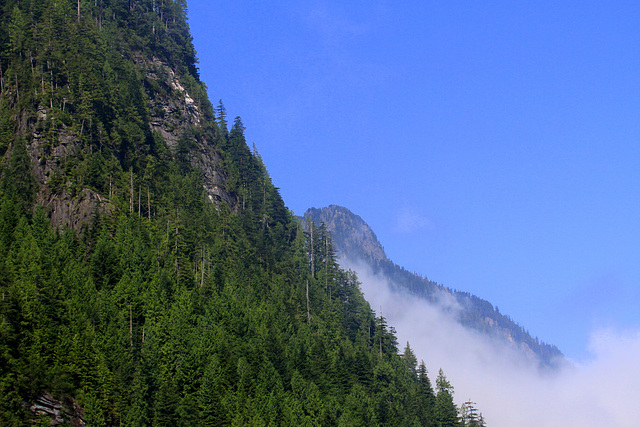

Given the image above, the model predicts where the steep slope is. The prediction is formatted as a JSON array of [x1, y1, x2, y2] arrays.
[[0, 1, 476, 425], [304, 205, 563, 368], [0, 0, 236, 232]]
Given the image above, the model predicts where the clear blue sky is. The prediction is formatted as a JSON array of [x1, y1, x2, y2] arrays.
[[187, 1, 640, 360]]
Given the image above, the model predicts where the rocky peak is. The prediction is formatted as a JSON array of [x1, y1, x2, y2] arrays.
[[304, 205, 387, 264]]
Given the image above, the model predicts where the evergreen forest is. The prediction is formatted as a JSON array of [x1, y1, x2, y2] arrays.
[[0, 0, 484, 425]]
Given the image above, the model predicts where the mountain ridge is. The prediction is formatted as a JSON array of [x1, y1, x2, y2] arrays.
[[304, 205, 564, 369]]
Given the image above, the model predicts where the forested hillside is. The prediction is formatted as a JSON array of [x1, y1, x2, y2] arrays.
[[0, 0, 483, 425]]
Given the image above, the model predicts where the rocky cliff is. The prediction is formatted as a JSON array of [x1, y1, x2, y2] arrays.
[[0, 2, 236, 232], [304, 205, 387, 264]]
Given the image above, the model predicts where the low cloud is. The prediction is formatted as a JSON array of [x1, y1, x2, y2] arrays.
[[347, 260, 640, 427]]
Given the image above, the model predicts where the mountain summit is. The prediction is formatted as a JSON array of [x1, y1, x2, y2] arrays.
[[304, 205, 564, 369], [304, 205, 387, 264]]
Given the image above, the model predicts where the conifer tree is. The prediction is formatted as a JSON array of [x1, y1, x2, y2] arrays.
[[403, 341, 418, 374], [1, 138, 35, 216], [460, 400, 486, 426], [435, 368, 460, 427], [416, 360, 436, 426], [215, 99, 228, 137]]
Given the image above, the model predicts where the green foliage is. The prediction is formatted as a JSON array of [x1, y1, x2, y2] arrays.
[[0, 137, 36, 216], [416, 361, 436, 426], [435, 369, 460, 427], [0, 173, 479, 424]]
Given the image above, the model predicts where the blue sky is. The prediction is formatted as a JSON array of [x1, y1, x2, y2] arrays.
[[187, 1, 640, 361]]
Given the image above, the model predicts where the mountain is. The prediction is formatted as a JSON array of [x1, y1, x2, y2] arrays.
[[304, 205, 564, 369], [0, 1, 479, 425]]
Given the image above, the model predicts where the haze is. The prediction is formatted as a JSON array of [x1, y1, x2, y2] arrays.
[[350, 260, 640, 427]]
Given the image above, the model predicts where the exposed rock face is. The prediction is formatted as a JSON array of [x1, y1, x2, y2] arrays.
[[194, 143, 236, 208], [28, 392, 85, 426], [14, 53, 235, 230], [24, 128, 112, 229], [143, 57, 202, 150], [304, 205, 387, 264], [43, 189, 111, 231], [29, 124, 79, 182], [138, 55, 236, 209]]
